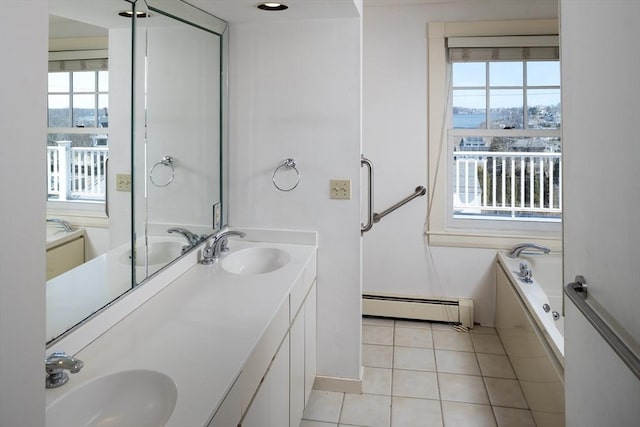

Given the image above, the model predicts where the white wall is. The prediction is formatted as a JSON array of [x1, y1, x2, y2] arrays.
[[561, 0, 640, 424], [229, 18, 363, 381], [0, 0, 48, 425], [362, 0, 558, 325]]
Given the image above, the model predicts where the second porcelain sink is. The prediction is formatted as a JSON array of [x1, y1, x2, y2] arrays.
[[46, 369, 177, 427], [119, 241, 184, 266], [222, 247, 290, 275]]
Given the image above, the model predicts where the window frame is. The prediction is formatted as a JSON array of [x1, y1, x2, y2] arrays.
[[427, 19, 562, 250], [47, 49, 109, 211]]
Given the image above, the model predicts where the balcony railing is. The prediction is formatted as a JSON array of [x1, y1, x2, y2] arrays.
[[453, 150, 562, 219], [47, 141, 108, 201]]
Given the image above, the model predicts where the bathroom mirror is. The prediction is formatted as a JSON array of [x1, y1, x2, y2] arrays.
[[46, 0, 228, 345]]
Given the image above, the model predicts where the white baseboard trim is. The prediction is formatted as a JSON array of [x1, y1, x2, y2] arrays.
[[313, 368, 364, 394]]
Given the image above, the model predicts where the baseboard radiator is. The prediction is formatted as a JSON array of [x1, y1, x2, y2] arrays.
[[362, 293, 474, 329]]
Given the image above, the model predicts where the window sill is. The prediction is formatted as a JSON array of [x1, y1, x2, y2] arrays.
[[426, 230, 562, 252]]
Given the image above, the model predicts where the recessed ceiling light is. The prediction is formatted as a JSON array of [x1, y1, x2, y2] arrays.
[[118, 10, 151, 18], [257, 2, 288, 11]]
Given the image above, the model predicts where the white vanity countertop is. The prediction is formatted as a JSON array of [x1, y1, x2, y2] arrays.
[[45, 238, 317, 427]]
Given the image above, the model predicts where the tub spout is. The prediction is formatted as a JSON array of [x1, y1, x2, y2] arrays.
[[507, 243, 550, 258]]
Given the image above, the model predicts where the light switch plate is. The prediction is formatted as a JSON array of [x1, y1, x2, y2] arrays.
[[330, 179, 351, 200], [116, 174, 132, 192]]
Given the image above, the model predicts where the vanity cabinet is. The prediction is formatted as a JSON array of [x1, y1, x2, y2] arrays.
[[209, 271, 317, 427], [46, 235, 85, 280]]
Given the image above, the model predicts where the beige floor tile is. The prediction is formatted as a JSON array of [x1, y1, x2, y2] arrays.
[[394, 327, 433, 348], [470, 325, 498, 335], [484, 378, 528, 409], [391, 397, 443, 427], [392, 369, 440, 400], [394, 346, 436, 372], [431, 322, 459, 331], [339, 393, 390, 427], [476, 353, 516, 379], [363, 325, 394, 346], [363, 344, 393, 368], [362, 367, 392, 395], [492, 407, 536, 427], [363, 316, 395, 327], [471, 334, 506, 355], [441, 401, 497, 427], [394, 319, 432, 330], [432, 330, 474, 352], [301, 421, 338, 427], [438, 373, 490, 405], [303, 390, 344, 423], [435, 349, 481, 375]]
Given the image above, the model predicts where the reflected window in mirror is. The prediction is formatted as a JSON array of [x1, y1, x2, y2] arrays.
[[47, 58, 109, 204]]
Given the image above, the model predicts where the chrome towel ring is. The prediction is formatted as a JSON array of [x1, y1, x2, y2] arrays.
[[272, 158, 300, 192], [149, 155, 176, 187]]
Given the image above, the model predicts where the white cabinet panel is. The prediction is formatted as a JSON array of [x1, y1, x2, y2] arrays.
[[304, 283, 317, 404], [290, 310, 305, 427]]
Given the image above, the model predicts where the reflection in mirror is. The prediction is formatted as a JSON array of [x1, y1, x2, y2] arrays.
[[133, 0, 226, 283], [46, 0, 228, 345]]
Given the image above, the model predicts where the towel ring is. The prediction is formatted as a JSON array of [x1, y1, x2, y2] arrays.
[[272, 158, 300, 192], [149, 155, 176, 187]]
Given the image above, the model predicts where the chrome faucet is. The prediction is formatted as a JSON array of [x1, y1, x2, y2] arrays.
[[201, 230, 246, 265], [45, 352, 84, 388], [507, 242, 551, 258], [47, 218, 74, 232], [167, 227, 202, 253]]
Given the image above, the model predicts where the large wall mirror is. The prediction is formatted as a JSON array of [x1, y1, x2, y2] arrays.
[[46, 0, 228, 345]]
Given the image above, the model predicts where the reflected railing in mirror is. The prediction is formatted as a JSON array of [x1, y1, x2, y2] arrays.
[[47, 142, 108, 201]]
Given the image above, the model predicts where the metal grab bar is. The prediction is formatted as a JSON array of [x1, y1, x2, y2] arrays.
[[361, 156, 374, 234], [565, 277, 640, 381], [372, 186, 427, 224]]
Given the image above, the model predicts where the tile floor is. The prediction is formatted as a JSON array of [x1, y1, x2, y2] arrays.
[[300, 317, 536, 427]]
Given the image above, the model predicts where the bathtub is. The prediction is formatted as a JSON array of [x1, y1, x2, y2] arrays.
[[496, 251, 565, 427]]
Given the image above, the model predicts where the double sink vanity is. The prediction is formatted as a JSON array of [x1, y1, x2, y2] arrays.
[[46, 229, 318, 427]]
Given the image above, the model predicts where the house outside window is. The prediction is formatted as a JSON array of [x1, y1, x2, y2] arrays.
[[427, 20, 562, 249], [47, 58, 109, 203]]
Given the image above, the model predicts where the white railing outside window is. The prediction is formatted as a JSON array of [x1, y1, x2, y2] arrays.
[[47, 141, 108, 201], [453, 150, 561, 220]]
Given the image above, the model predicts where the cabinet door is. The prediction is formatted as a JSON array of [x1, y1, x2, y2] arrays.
[[242, 335, 290, 427], [304, 283, 317, 404], [290, 310, 305, 427], [208, 380, 241, 427]]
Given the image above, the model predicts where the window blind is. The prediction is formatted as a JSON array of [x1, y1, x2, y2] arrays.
[[447, 35, 559, 62], [49, 58, 108, 72]]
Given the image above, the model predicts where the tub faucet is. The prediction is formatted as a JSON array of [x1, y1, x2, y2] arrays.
[[45, 352, 84, 388], [167, 227, 202, 253], [507, 242, 551, 258], [201, 230, 246, 265], [47, 218, 74, 232]]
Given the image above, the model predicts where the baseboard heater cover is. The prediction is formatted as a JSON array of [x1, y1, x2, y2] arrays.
[[362, 293, 474, 328]]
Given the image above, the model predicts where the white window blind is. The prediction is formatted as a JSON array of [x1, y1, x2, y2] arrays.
[[448, 35, 559, 62]]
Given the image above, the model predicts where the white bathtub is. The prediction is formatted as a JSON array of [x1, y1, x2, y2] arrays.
[[497, 252, 564, 363], [496, 251, 565, 427]]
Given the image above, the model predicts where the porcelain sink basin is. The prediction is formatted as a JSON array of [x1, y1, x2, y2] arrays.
[[119, 241, 184, 266], [222, 247, 290, 275], [46, 370, 177, 427]]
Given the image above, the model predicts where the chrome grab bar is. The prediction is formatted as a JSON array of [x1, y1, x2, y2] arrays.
[[361, 156, 374, 234], [373, 186, 426, 224], [565, 276, 640, 381]]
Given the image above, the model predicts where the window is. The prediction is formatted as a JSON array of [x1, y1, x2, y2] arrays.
[[47, 58, 109, 203], [427, 20, 562, 249]]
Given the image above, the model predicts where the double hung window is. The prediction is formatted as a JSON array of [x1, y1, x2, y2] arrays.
[[47, 58, 109, 202], [427, 20, 561, 247]]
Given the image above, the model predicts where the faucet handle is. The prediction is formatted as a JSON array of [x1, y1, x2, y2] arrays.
[[45, 352, 84, 388]]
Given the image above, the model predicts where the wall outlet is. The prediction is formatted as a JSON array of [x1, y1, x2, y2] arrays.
[[116, 174, 132, 192], [330, 179, 351, 200]]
